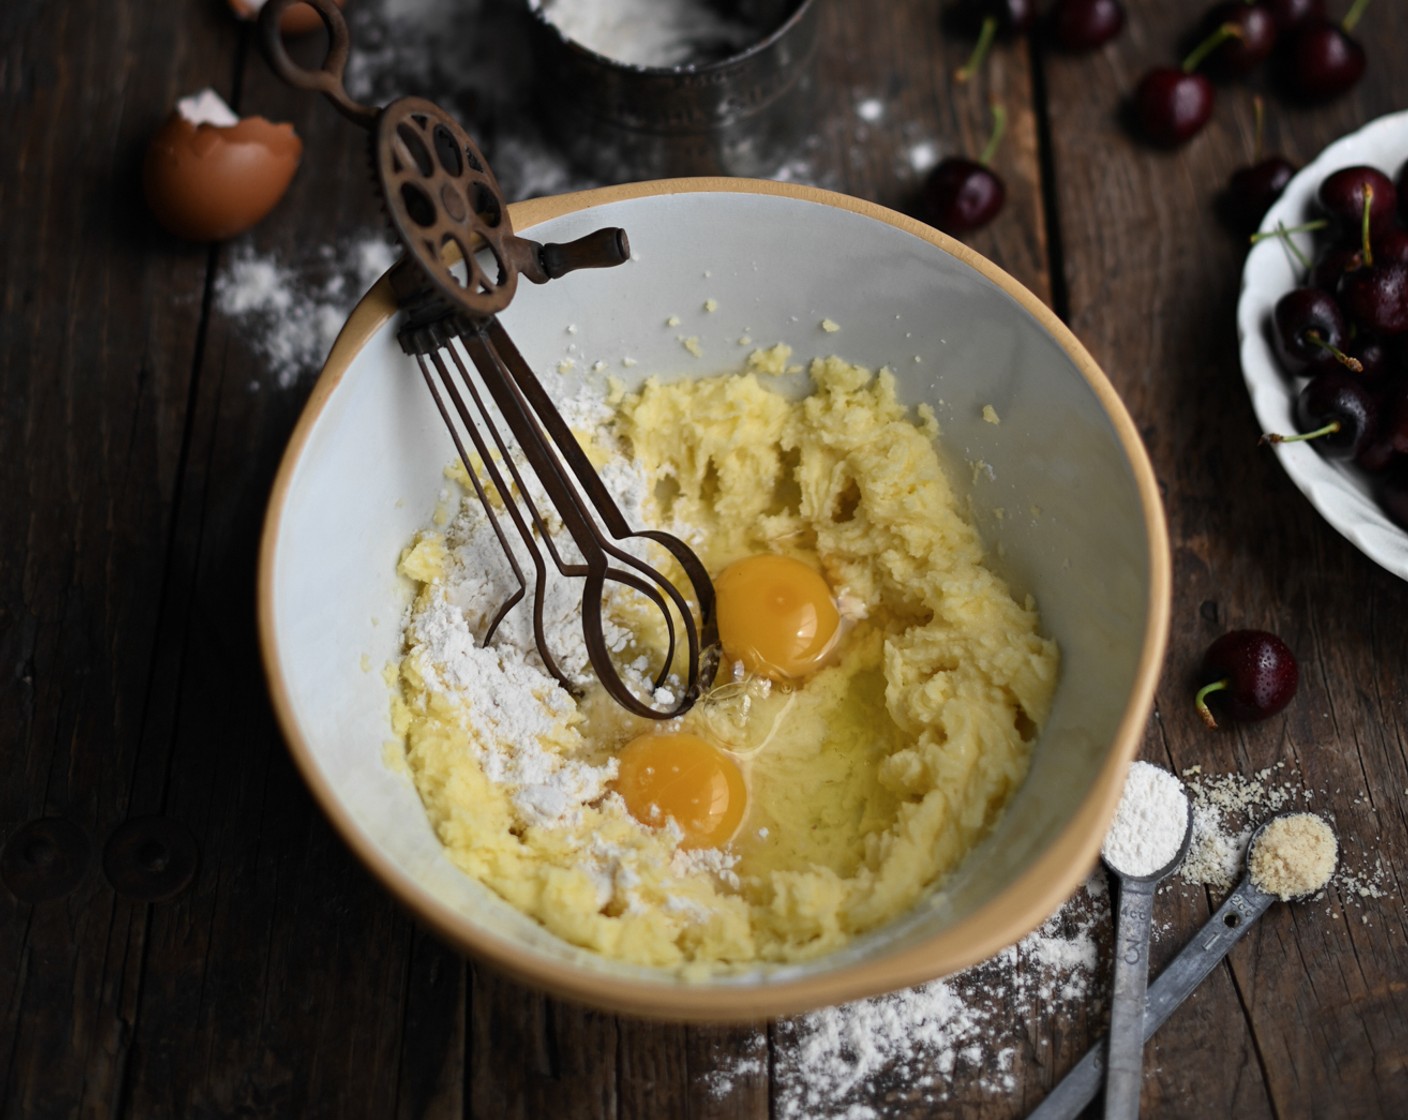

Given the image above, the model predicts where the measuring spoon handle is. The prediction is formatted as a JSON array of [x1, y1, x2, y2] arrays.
[[1104, 876, 1158, 1119], [1028, 874, 1276, 1120]]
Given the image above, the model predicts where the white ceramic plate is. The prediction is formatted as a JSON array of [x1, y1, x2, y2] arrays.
[[1237, 109, 1408, 581]]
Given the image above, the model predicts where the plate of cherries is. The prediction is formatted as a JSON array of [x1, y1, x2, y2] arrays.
[[1238, 109, 1408, 581]]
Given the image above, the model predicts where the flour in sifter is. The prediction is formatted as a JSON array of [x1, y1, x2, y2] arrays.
[[531, 0, 761, 67]]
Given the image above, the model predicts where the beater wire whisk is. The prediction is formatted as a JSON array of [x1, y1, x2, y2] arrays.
[[260, 0, 719, 717]]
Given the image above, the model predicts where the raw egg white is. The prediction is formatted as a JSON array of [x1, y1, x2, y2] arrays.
[[142, 88, 301, 242], [714, 554, 841, 681], [613, 732, 747, 849]]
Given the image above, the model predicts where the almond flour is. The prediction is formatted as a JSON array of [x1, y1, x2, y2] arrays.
[[1249, 812, 1338, 900]]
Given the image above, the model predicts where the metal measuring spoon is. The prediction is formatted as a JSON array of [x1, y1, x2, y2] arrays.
[[1100, 782, 1193, 1120], [1029, 811, 1336, 1120]]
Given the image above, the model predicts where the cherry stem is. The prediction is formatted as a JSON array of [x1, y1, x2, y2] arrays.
[[1195, 679, 1228, 728], [957, 16, 997, 83], [1251, 221, 1312, 271], [1252, 94, 1265, 163], [1249, 219, 1328, 243], [978, 104, 1008, 167], [1361, 184, 1375, 267], [1183, 21, 1244, 73], [1307, 330, 1364, 372], [1260, 418, 1344, 446], [1343, 0, 1371, 34]]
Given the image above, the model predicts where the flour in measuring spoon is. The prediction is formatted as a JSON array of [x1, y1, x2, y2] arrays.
[[1101, 761, 1189, 877]]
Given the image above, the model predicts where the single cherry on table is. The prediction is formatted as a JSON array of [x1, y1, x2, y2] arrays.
[[1046, 0, 1125, 51], [923, 104, 1009, 235], [1224, 98, 1296, 232], [952, 0, 1035, 82], [1200, 1, 1279, 78], [1133, 22, 1241, 147], [1281, 0, 1372, 102], [1195, 630, 1300, 729], [1265, 0, 1325, 30]]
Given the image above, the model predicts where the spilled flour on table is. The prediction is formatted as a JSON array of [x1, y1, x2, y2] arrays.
[[1176, 761, 1392, 909], [217, 238, 397, 390], [701, 876, 1111, 1116], [698, 759, 1397, 1114]]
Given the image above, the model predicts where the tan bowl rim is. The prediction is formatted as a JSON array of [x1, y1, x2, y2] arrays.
[[257, 176, 1171, 1023]]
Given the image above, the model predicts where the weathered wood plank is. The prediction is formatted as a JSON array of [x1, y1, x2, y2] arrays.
[[110, 15, 420, 1119], [0, 0, 232, 1114], [1040, 1, 1408, 1116]]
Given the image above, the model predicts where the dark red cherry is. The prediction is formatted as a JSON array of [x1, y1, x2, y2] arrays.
[[1339, 263, 1408, 335], [1226, 156, 1297, 232], [1282, 2, 1370, 102], [1356, 352, 1408, 470], [924, 159, 1006, 233], [1309, 243, 1363, 291], [1373, 229, 1408, 269], [1375, 459, 1408, 528], [1382, 380, 1408, 455], [1317, 165, 1397, 234], [1265, 0, 1325, 30], [1201, 2, 1279, 78], [1397, 159, 1408, 225], [953, 0, 1036, 80], [923, 104, 1008, 235], [1047, 0, 1126, 51], [1132, 22, 1236, 147], [1347, 334, 1392, 382], [1272, 286, 1349, 373], [955, 0, 1036, 34], [1134, 69, 1215, 147], [1195, 630, 1299, 728], [1262, 367, 1382, 459]]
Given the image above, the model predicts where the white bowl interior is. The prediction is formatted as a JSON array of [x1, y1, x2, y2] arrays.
[[267, 189, 1156, 987]]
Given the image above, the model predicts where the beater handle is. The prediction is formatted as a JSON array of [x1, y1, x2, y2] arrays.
[[539, 229, 632, 280]]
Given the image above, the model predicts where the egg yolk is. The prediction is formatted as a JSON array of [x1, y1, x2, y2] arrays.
[[613, 733, 747, 849], [714, 554, 841, 681]]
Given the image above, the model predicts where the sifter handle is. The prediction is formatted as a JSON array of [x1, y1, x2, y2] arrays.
[[257, 0, 379, 128]]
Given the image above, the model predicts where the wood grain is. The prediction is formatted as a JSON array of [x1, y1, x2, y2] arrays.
[[4, 0, 1408, 1116]]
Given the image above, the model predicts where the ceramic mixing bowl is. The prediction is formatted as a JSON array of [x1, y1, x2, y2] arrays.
[[258, 179, 1170, 1021]]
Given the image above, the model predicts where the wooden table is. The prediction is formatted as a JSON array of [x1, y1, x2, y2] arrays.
[[5, 1, 1407, 1115]]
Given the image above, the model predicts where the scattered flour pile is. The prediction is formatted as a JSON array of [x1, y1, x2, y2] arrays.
[[216, 238, 397, 390], [702, 877, 1110, 1117], [699, 758, 1396, 1114]]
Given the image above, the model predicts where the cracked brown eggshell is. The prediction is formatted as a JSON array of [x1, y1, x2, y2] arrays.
[[229, 0, 345, 37], [143, 105, 302, 242]]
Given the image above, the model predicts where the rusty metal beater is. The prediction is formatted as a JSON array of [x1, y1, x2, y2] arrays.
[[258, 0, 719, 718]]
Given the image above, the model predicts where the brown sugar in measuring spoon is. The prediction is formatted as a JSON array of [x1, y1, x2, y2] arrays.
[[257, 0, 719, 719]]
